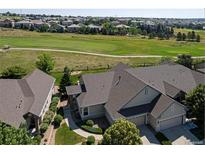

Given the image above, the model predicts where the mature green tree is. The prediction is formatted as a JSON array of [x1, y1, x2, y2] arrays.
[[0, 121, 39, 145], [102, 119, 142, 145], [59, 66, 71, 95], [177, 54, 193, 69], [176, 32, 182, 41], [187, 32, 192, 41], [196, 34, 200, 42], [182, 33, 186, 41], [1, 66, 27, 79], [36, 54, 55, 74], [191, 31, 196, 41], [185, 84, 205, 127], [170, 27, 174, 35]]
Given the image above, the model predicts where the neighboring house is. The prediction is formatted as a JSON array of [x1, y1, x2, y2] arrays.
[[66, 63, 205, 132], [194, 62, 205, 74], [0, 69, 55, 131]]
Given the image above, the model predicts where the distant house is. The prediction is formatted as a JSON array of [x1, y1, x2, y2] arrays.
[[14, 20, 32, 29], [67, 63, 204, 132], [62, 20, 73, 26], [0, 69, 55, 131], [116, 24, 130, 29], [0, 19, 14, 28], [67, 24, 82, 33], [31, 20, 49, 29], [88, 24, 102, 31]]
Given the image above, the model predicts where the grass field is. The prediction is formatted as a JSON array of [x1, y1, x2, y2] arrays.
[[0, 28, 204, 56], [0, 50, 162, 73]]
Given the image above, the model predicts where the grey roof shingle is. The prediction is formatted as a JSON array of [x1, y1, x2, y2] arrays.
[[127, 64, 205, 94], [77, 72, 114, 107], [24, 69, 55, 116], [67, 63, 203, 121], [105, 67, 146, 119], [0, 69, 55, 128], [66, 85, 82, 95]]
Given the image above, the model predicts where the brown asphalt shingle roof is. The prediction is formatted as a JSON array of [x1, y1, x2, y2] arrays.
[[0, 69, 55, 128]]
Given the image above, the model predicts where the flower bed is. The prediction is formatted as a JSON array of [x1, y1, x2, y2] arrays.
[[81, 125, 103, 134], [155, 132, 172, 145]]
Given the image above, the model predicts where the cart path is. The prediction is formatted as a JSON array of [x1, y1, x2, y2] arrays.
[[1, 47, 205, 59]]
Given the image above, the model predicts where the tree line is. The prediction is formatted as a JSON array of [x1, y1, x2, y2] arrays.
[[176, 31, 200, 42]]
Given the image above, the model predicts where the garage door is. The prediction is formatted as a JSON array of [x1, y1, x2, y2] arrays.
[[159, 116, 182, 131], [129, 115, 146, 126]]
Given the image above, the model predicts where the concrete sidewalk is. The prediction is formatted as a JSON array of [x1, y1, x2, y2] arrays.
[[63, 107, 103, 140]]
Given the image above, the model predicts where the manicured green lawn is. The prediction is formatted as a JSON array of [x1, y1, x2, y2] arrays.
[[55, 123, 85, 145], [0, 28, 204, 56]]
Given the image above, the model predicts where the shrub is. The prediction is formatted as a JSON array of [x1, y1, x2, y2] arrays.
[[86, 120, 94, 127], [43, 111, 54, 124], [155, 132, 172, 145], [54, 114, 63, 127], [40, 123, 49, 133], [86, 136, 95, 145], [49, 97, 60, 112], [81, 125, 103, 134]]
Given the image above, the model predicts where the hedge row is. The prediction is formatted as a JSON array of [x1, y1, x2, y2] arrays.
[[81, 125, 103, 134], [40, 110, 54, 133], [40, 96, 60, 134], [155, 132, 172, 145]]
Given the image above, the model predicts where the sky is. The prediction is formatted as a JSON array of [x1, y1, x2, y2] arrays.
[[0, 9, 205, 18]]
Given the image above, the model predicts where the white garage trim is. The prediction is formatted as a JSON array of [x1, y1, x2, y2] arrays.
[[159, 113, 185, 122], [159, 115, 184, 131]]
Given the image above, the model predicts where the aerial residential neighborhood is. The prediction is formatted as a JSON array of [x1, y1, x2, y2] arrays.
[[0, 8, 204, 146]]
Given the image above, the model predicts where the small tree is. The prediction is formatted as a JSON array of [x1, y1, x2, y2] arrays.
[[191, 31, 196, 41], [177, 54, 193, 69], [176, 32, 182, 41], [185, 84, 205, 127], [59, 66, 71, 95], [1, 66, 27, 79], [36, 54, 55, 74], [196, 35, 200, 42], [102, 119, 142, 145], [182, 33, 186, 41]]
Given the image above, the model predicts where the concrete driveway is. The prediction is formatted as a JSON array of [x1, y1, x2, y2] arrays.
[[139, 125, 160, 145], [162, 125, 199, 145]]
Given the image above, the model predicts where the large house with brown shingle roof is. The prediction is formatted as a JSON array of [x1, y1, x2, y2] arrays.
[[66, 63, 204, 131], [0, 69, 55, 131]]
